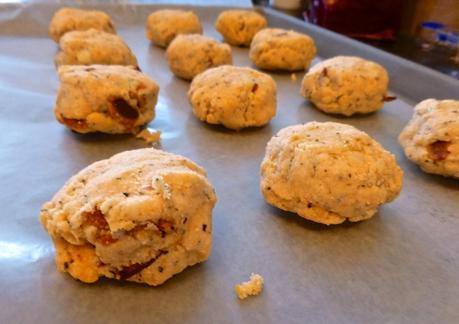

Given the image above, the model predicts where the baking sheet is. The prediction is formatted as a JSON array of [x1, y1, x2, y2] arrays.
[[1, 2, 459, 324]]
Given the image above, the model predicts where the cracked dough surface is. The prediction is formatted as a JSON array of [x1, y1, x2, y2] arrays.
[[249, 28, 316, 71], [215, 10, 267, 47], [166, 34, 232, 81], [55, 65, 159, 134], [260, 122, 403, 225], [40, 148, 217, 286], [301, 56, 389, 116], [188, 65, 276, 130], [55, 29, 138, 67], [146, 9, 202, 48], [49, 7, 116, 42], [399, 99, 459, 178]]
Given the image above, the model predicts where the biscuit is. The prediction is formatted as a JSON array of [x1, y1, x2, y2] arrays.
[[249, 28, 316, 71], [166, 34, 232, 80], [55, 29, 138, 67], [215, 10, 267, 47], [40, 148, 217, 286], [260, 122, 403, 225], [188, 65, 276, 130], [399, 99, 459, 178], [146, 9, 202, 48], [49, 7, 116, 42], [55, 65, 159, 134], [301, 56, 390, 116]]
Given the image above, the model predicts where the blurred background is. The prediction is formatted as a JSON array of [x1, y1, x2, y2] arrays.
[[256, 0, 459, 79]]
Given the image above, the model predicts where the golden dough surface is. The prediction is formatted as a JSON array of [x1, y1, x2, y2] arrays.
[[399, 99, 459, 178], [260, 122, 403, 225], [40, 148, 217, 286], [188, 65, 277, 130]]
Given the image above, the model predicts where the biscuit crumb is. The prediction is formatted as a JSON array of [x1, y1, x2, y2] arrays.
[[136, 128, 161, 144], [383, 95, 397, 102], [290, 73, 297, 81], [235, 273, 264, 300]]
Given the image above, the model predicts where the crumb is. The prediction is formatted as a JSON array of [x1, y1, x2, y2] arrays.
[[136, 128, 161, 144], [235, 273, 264, 300], [290, 73, 297, 81], [383, 95, 397, 102]]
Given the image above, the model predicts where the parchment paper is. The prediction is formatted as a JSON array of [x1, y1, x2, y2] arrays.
[[0, 2, 458, 324]]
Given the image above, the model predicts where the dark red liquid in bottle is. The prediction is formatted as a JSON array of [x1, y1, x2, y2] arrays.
[[307, 0, 403, 40]]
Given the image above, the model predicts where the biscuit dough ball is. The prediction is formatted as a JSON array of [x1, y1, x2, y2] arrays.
[[49, 7, 116, 42], [260, 122, 403, 225], [188, 65, 276, 130], [399, 99, 459, 178], [249, 28, 316, 71], [55, 65, 159, 134], [55, 29, 138, 67], [301, 56, 390, 116], [40, 148, 217, 286], [166, 34, 232, 80], [215, 10, 267, 47], [146, 9, 202, 48]]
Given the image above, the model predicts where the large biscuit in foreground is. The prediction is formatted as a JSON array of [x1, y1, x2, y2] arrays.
[[249, 28, 316, 71], [301, 56, 390, 116], [55, 65, 159, 134], [399, 99, 459, 178], [146, 9, 202, 48], [215, 10, 267, 47], [55, 29, 138, 67], [261, 122, 403, 225], [40, 148, 217, 286], [166, 34, 232, 80], [49, 7, 116, 42], [188, 65, 276, 130]]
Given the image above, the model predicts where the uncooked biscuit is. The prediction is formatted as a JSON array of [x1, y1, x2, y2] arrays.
[[55, 29, 138, 67], [260, 122, 403, 225], [249, 28, 316, 71], [146, 9, 202, 48], [188, 65, 276, 130], [215, 10, 267, 47], [49, 7, 116, 42], [40, 148, 217, 286], [166, 34, 232, 80], [399, 99, 459, 178], [55, 65, 159, 134], [301, 56, 390, 116]]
